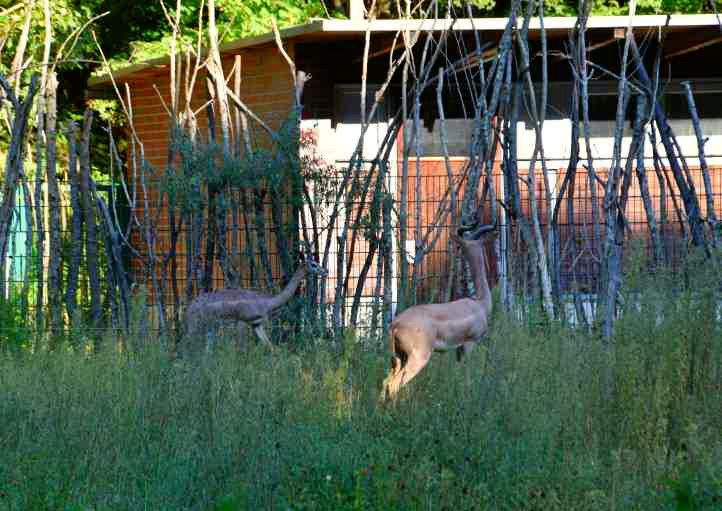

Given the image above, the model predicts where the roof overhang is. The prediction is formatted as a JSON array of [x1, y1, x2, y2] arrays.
[[88, 14, 722, 89]]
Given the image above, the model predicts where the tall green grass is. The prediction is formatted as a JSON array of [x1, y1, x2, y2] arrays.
[[1, 265, 720, 509]]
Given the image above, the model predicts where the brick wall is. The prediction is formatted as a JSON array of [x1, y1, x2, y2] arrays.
[[118, 43, 295, 304]]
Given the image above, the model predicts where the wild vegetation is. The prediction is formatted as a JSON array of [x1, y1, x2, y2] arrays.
[[1, 255, 720, 510]]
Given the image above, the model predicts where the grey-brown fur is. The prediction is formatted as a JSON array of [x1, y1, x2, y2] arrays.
[[183, 254, 326, 352]]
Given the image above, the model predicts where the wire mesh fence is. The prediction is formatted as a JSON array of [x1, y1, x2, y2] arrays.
[[2, 158, 718, 341]]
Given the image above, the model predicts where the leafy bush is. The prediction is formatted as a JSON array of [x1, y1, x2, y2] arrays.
[[0, 291, 31, 352]]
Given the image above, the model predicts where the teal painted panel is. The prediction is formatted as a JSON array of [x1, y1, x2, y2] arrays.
[[5, 187, 29, 289]]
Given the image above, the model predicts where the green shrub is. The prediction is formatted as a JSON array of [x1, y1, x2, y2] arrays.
[[0, 292, 31, 352]]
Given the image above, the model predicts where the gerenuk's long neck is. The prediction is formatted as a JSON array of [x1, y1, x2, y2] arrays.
[[267, 266, 306, 312], [462, 240, 492, 313]]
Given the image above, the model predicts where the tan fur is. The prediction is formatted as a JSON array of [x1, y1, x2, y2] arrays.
[[381, 224, 495, 402]]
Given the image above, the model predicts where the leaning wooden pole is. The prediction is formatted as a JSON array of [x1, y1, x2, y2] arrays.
[[630, 39, 707, 252], [34, 89, 46, 335], [64, 121, 83, 322], [516, 0, 555, 320], [0, 75, 39, 299], [45, 73, 64, 335], [600, 0, 635, 339], [682, 81, 720, 248], [577, 0, 602, 298], [80, 109, 102, 328]]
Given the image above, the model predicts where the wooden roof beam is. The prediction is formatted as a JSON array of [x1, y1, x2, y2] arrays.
[[352, 40, 405, 63], [587, 36, 619, 52], [665, 35, 722, 59]]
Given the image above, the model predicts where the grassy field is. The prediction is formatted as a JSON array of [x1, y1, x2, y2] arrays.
[[1, 271, 721, 509]]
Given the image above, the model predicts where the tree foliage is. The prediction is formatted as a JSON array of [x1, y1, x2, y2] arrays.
[[86, 0, 331, 68], [1, 0, 331, 106], [2, 0, 720, 90], [0, 0, 90, 72]]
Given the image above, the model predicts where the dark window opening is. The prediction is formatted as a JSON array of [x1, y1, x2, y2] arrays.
[[663, 92, 722, 119], [584, 94, 635, 122]]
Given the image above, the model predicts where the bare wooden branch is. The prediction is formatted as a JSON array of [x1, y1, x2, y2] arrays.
[[207, 0, 232, 159], [682, 81, 719, 247], [330, 15, 437, 327], [233, 55, 252, 155], [634, 98, 663, 264], [96, 195, 130, 330], [0, 75, 38, 284], [553, 26, 582, 302], [437, 68, 459, 303], [630, 38, 706, 250], [650, 130, 688, 242], [319, 33, 412, 327], [33, 89, 45, 335], [254, 190, 275, 289], [64, 121, 83, 321], [45, 72, 64, 333], [9, 0, 35, 94], [382, 185, 393, 335], [40, 0, 51, 92], [239, 192, 258, 288], [341, 117, 401, 302], [350, 140, 388, 326], [410, 30, 438, 304], [600, 0, 636, 339], [225, 88, 278, 142], [80, 109, 102, 326], [517, 0, 555, 319], [271, 18, 298, 105], [577, 0, 602, 283], [397, 58, 411, 313]]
